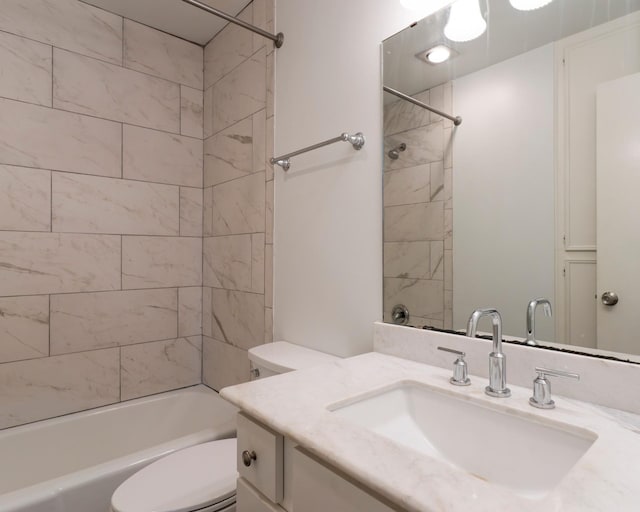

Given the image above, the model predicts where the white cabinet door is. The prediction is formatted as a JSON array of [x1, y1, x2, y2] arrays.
[[596, 71, 640, 354], [237, 478, 285, 512], [292, 448, 397, 512]]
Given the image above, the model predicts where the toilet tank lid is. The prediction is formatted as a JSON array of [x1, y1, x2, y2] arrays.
[[248, 341, 341, 373]]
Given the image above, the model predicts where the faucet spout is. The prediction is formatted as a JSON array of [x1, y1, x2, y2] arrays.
[[526, 298, 552, 346], [466, 308, 511, 398]]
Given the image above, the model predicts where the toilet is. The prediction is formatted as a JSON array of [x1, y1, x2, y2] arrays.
[[110, 341, 339, 512]]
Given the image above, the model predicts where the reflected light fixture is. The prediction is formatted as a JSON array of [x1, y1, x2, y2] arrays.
[[424, 45, 452, 64], [444, 0, 486, 43], [400, 0, 424, 9], [509, 0, 554, 10]]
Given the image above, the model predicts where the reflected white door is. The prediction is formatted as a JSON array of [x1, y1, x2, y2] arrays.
[[596, 72, 640, 354]]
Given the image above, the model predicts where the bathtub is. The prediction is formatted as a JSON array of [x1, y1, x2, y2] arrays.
[[0, 385, 237, 512]]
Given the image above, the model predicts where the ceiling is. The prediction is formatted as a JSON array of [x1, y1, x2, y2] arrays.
[[384, 0, 640, 98], [81, 0, 252, 45]]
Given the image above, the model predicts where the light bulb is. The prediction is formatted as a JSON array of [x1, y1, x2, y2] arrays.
[[509, 0, 553, 10], [444, 0, 487, 43], [426, 45, 452, 63]]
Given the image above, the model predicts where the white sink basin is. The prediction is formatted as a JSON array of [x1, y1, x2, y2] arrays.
[[329, 381, 597, 499]]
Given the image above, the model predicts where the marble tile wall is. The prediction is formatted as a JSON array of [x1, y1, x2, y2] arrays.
[[0, 0, 204, 429], [383, 83, 454, 330], [202, 0, 275, 391]]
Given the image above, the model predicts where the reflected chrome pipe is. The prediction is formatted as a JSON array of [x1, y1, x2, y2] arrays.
[[388, 143, 406, 160]]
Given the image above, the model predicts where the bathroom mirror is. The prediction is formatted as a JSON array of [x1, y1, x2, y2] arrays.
[[382, 0, 640, 361]]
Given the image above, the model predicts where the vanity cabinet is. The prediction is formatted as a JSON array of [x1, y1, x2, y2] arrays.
[[236, 413, 399, 512]]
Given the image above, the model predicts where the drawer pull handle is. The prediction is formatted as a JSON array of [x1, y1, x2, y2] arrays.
[[242, 450, 257, 467]]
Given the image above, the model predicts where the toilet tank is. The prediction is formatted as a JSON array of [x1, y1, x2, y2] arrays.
[[248, 342, 340, 380]]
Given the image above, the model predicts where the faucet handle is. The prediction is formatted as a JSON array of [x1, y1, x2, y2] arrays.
[[529, 367, 580, 409], [437, 347, 471, 386]]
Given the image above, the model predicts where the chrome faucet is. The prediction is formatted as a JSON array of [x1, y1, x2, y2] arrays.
[[466, 308, 511, 398], [525, 298, 552, 346]]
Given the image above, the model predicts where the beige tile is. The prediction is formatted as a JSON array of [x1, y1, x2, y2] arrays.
[[202, 287, 213, 338], [203, 336, 249, 391], [383, 241, 430, 279], [179, 287, 202, 337], [384, 90, 431, 136], [383, 165, 430, 207], [251, 234, 265, 294], [123, 125, 202, 187], [122, 236, 202, 289], [203, 85, 214, 139], [0, 232, 120, 295], [384, 277, 444, 320], [0, 31, 52, 106], [180, 187, 203, 237], [0, 165, 51, 232], [430, 161, 445, 201], [52, 173, 179, 235], [204, 117, 254, 187], [124, 20, 203, 89], [430, 241, 444, 281], [203, 187, 213, 237], [385, 124, 444, 171], [252, 110, 266, 172], [265, 244, 273, 308], [384, 202, 444, 242], [121, 337, 201, 400], [50, 289, 178, 355], [265, 180, 273, 244], [445, 249, 453, 292], [211, 289, 264, 350], [444, 126, 454, 169], [0, 0, 123, 65], [0, 348, 120, 429], [53, 49, 180, 133], [211, 172, 266, 236], [0, 295, 49, 364], [211, 47, 266, 134], [204, 4, 253, 89], [0, 98, 121, 177], [181, 86, 204, 139], [203, 235, 252, 291], [444, 209, 453, 245], [266, 51, 274, 119], [445, 290, 453, 330], [444, 167, 453, 210]]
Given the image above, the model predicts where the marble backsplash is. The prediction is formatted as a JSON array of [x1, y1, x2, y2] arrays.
[[374, 322, 640, 414]]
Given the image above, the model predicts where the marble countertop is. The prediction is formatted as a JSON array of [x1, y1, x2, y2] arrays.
[[221, 352, 640, 512]]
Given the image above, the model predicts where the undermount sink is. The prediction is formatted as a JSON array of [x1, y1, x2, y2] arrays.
[[329, 381, 597, 499]]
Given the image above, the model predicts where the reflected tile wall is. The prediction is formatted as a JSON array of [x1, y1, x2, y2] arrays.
[[0, 0, 204, 429], [383, 82, 454, 330], [203, 0, 274, 391]]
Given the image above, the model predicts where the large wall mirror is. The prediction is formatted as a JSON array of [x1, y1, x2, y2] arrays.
[[382, 0, 640, 361]]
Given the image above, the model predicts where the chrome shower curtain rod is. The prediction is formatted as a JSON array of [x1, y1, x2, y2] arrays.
[[181, 0, 284, 48], [271, 132, 366, 171], [383, 86, 462, 126]]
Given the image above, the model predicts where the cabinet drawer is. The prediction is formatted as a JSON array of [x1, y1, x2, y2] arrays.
[[237, 478, 285, 512], [237, 413, 284, 503]]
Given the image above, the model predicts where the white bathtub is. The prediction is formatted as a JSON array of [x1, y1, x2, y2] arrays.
[[0, 385, 237, 512]]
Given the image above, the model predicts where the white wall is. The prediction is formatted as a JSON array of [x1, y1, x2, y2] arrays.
[[452, 44, 555, 341], [274, 0, 454, 356]]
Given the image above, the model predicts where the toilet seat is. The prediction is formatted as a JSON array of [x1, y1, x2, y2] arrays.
[[111, 438, 237, 512]]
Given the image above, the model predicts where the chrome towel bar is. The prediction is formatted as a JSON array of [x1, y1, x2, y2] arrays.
[[181, 0, 284, 48], [271, 132, 366, 171]]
